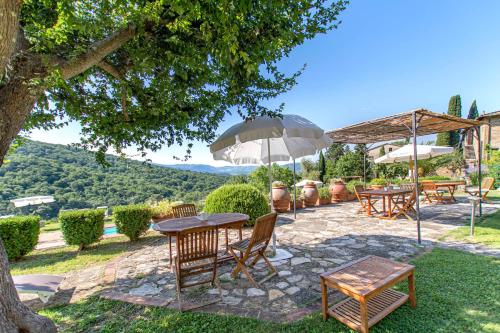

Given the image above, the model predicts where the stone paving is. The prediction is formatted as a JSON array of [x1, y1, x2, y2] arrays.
[[84, 198, 498, 322]]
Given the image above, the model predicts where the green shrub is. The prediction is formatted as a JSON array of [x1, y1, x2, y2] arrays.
[[318, 187, 331, 199], [346, 180, 365, 192], [59, 209, 105, 250], [420, 175, 452, 181], [0, 215, 40, 261], [150, 200, 181, 220], [204, 184, 270, 226], [369, 178, 388, 185], [113, 204, 153, 241]]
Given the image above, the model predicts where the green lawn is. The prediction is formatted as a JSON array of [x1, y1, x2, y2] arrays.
[[446, 210, 500, 248], [40, 248, 500, 333], [10, 233, 162, 275]]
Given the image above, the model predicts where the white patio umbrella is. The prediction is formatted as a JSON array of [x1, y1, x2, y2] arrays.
[[294, 179, 323, 187], [375, 144, 454, 178], [210, 114, 331, 259], [10, 196, 55, 208]]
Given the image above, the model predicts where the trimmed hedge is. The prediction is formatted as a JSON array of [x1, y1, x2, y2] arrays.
[[0, 215, 40, 260], [204, 184, 270, 226], [59, 209, 105, 250], [113, 204, 152, 241]]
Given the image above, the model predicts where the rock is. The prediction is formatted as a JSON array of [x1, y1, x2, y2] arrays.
[[247, 288, 266, 297], [291, 257, 311, 266], [317, 260, 329, 267], [286, 275, 303, 283], [208, 288, 228, 296], [129, 283, 161, 296], [285, 286, 300, 295], [276, 282, 289, 289], [222, 296, 242, 305], [268, 289, 285, 301], [348, 243, 366, 249], [297, 280, 311, 289], [311, 267, 325, 273], [157, 278, 169, 285], [325, 258, 346, 265], [278, 270, 292, 277]]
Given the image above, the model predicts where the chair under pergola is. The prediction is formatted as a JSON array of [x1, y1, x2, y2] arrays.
[[325, 108, 483, 245]]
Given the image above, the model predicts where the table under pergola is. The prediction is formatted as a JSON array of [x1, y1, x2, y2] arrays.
[[325, 108, 483, 245]]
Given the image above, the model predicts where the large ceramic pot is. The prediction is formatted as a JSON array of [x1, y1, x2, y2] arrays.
[[369, 184, 385, 190], [272, 186, 291, 212], [290, 198, 303, 210], [302, 183, 319, 207], [329, 181, 348, 203]]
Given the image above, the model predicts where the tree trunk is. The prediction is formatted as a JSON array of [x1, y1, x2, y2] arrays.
[[0, 52, 57, 333]]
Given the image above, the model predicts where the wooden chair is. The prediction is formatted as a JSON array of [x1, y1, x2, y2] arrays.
[[394, 184, 421, 220], [421, 182, 448, 203], [166, 204, 198, 268], [465, 177, 495, 202], [354, 185, 379, 215], [174, 225, 221, 311], [228, 212, 278, 288]]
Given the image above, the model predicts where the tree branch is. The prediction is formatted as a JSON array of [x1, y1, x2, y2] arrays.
[[97, 60, 130, 122], [58, 24, 136, 80], [0, 0, 22, 79]]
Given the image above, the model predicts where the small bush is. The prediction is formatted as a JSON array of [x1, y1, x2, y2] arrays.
[[113, 204, 152, 241], [204, 184, 270, 226], [59, 209, 105, 250], [346, 180, 365, 192], [420, 175, 452, 181], [0, 215, 40, 261], [318, 187, 331, 199], [150, 200, 181, 221], [370, 178, 388, 185]]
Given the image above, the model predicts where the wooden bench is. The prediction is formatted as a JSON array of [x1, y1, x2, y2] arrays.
[[320, 256, 415, 333]]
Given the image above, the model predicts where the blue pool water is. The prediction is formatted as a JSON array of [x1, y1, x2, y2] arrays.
[[103, 224, 154, 236]]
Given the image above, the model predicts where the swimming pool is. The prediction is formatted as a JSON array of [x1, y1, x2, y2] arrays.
[[103, 224, 154, 236]]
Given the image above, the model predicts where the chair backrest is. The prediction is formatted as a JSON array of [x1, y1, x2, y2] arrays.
[[247, 212, 277, 253], [400, 183, 415, 191], [176, 226, 218, 265], [482, 177, 495, 190], [404, 184, 422, 207], [353, 185, 366, 203], [173, 204, 197, 218]]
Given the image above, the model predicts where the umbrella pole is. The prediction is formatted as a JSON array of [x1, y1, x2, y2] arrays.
[[267, 138, 277, 256], [293, 158, 297, 219], [412, 112, 422, 245]]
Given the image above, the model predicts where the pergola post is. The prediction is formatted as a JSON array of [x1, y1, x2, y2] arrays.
[[293, 158, 297, 219], [412, 111, 422, 245], [476, 126, 482, 216], [363, 147, 367, 188]]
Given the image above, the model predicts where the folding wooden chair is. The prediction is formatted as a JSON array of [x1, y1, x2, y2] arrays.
[[228, 212, 278, 288], [354, 185, 379, 215], [174, 225, 221, 311], [394, 184, 421, 220], [465, 177, 495, 202], [421, 182, 448, 203], [166, 204, 198, 269]]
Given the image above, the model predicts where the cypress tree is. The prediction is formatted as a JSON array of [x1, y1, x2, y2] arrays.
[[467, 100, 479, 119], [379, 145, 386, 156], [436, 95, 462, 146], [318, 150, 326, 182]]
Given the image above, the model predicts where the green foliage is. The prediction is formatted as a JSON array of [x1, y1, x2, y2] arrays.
[[249, 164, 295, 192], [333, 151, 365, 178], [318, 151, 326, 182], [379, 146, 386, 156], [19, 0, 348, 159], [0, 140, 228, 219], [420, 175, 452, 181], [369, 178, 388, 185], [226, 175, 248, 185], [486, 150, 499, 187], [300, 158, 319, 180], [325, 143, 348, 163], [437, 95, 462, 147], [113, 205, 153, 241], [318, 187, 331, 199], [204, 184, 269, 226], [150, 200, 180, 220], [346, 180, 365, 192], [0, 215, 40, 261], [436, 131, 451, 146], [375, 163, 409, 179], [468, 172, 488, 186], [467, 100, 479, 120], [59, 209, 105, 249]]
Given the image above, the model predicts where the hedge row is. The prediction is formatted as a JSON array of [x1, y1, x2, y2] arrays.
[[113, 204, 152, 241], [59, 209, 105, 250], [0, 215, 40, 261]]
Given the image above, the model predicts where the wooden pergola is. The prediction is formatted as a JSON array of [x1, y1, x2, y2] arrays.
[[326, 108, 483, 245]]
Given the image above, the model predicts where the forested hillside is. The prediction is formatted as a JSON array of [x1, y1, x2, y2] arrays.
[[0, 141, 228, 219]]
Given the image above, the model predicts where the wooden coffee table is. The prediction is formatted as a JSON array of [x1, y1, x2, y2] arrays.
[[320, 256, 415, 333]]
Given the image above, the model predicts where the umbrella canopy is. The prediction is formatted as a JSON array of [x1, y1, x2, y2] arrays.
[[294, 180, 323, 187], [374, 144, 454, 164], [210, 114, 330, 163], [10, 196, 55, 208]]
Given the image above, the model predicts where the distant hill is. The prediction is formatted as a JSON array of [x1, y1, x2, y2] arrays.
[[164, 163, 301, 175], [0, 140, 228, 219]]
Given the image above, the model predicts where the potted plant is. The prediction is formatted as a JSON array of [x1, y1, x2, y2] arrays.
[[289, 192, 304, 210], [329, 178, 348, 203], [272, 181, 291, 212], [302, 181, 319, 207], [369, 178, 387, 190], [318, 187, 332, 205]]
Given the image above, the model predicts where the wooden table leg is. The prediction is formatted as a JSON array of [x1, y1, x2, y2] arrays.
[[388, 195, 393, 218], [321, 277, 328, 321], [225, 228, 229, 251], [367, 196, 372, 216], [382, 196, 386, 212], [408, 272, 416, 308], [360, 298, 369, 333]]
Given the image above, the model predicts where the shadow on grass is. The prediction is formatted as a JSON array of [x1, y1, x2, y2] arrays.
[[10, 233, 165, 275]]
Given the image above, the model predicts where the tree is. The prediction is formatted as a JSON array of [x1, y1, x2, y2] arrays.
[[0, 1, 348, 330], [436, 95, 462, 147], [467, 100, 479, 120], [379, 145, 386, 157], [325, 142, 347, 163], [300, 158, 320, 180], [333, 151, 364, 178], [248, 164, 294, 192], [318, 151, 326, 182]]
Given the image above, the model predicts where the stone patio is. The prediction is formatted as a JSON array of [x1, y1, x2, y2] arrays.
[[85, 198, 499, 322]]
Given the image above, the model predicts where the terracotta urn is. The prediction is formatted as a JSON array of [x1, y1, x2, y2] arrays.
[[272, 185, 291, 213], [290, 198, 303, 210], [369, 184, 385, 190], [329, 181, 348, 203], [302, 183, 319, 207]]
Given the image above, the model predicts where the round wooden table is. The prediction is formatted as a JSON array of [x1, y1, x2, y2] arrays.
[[153, 213, 249, 265]]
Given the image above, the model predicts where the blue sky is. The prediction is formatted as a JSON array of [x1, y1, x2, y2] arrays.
[[31, 0, 500, 165]]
